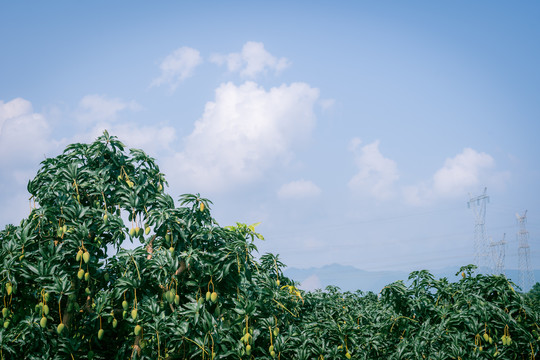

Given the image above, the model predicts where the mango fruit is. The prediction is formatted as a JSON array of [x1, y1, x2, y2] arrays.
[[165, 290, 174, 303], [57, 323, 64, 334], [131, 308, 138, 320], [134, 324, 142, 336], [40, 316, 47, 328], [210, 292, 218, 303], [98, 329, 104, 340], [83, 251, 90, 264]]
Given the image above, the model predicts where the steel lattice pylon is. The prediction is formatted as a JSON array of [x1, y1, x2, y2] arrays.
[[468, 188, 490, 272], [489, 233, 506, 275], [517, 210, 535, 291]]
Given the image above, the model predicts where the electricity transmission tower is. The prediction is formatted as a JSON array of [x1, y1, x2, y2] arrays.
[[489, 233, 506, 275], [517, 210, 535, 291], [468, 188, 490, 271]]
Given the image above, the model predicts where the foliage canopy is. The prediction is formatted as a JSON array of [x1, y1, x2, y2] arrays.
[[0, 131, 539, 359]]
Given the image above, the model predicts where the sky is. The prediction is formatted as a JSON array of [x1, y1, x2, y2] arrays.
[[1, 1, 539, 281]]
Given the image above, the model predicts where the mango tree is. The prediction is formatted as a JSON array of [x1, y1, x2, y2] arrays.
[[0, 131, 300, 359]]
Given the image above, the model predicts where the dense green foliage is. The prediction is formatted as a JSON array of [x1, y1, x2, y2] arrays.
[[0, 132, 538, 359]]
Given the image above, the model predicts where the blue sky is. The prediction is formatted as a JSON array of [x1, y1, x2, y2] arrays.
[[1, 1, 539, 283]]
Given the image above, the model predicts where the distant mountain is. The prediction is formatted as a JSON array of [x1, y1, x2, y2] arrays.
[[284, 264, 540, 293]]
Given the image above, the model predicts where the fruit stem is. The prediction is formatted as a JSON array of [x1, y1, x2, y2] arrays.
[[131, 256, 141, 281], [58, 298, 62, 324]]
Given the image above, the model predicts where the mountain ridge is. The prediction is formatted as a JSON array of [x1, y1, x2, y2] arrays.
[[284, 263, 540, 293]]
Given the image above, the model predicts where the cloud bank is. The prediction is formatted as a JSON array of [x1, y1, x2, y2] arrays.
[[151, 46, 202, 90], [210, 41, 290, 78], [76, 94, 141, 123], [403, 148, 508, 205], [164, 81, 319, 192], [348, 139, 399, 200], [278, 180, 322, 199], [0, 98, 52, 168]]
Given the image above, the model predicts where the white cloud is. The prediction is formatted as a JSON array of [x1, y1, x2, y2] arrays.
[[348, 139, 399, 200], [151, 46, 202, 90], [76, 94, 141, 123], [0, 98, 53, 168], [300, 274, 322, 291], [319, 98, 335, 110], [89, 123, 177, 155], [210, 41, 290, 78], [66, 95, 174, 155], [403, 148, 507, 205], [0, 98, 33, 131], [278, 179, 321, 199], [433, 148, 494, 195], [164, 81, 319, 192]]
